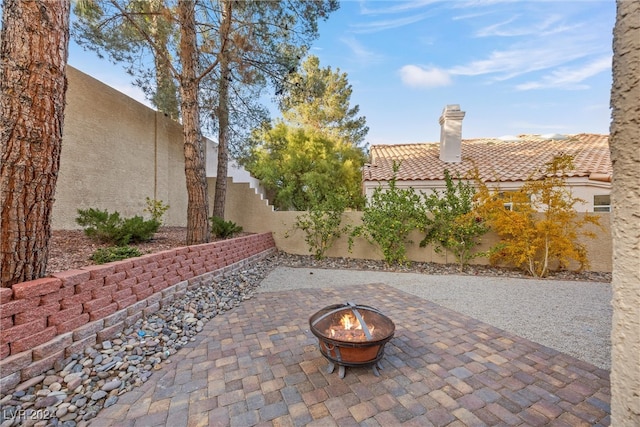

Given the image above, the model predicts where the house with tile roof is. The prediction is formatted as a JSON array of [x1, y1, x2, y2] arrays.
[[363, 105, 612, 213]]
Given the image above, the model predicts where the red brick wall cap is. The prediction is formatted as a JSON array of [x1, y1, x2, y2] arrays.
[[12, 278, 62, 299]]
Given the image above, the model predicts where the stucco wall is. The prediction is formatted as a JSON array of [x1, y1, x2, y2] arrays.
[[56, 67, 270, 230], [53, 67, 188, 229], [219, 178, 612, 272], [206, 140, 268, 202], [609, 1, 640, 424]]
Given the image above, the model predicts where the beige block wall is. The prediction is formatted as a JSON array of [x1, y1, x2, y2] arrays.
[[219, 177, 612, 272], [53, 67, 188, 229]]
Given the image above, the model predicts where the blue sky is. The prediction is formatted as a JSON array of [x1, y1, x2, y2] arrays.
[[68, 0, 615, 146]]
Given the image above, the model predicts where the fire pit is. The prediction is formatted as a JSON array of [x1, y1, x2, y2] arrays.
[[309, 302, 395, 378]]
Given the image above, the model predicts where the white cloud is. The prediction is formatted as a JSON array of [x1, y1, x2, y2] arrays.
[[454, 0, 518, 6], [358, 0, 440, 16], [583, 103, 609, 112], [452, 10, 497, 21], [516, 56, 611, 90], [399, 65, 452, 88], [350, 12, 434, 33], [475, 14, 582, 38], [443, 1, 610, 88], [340, 37, 384, 65], [475, 16, 522, 37], [448, 39, 599, 81]]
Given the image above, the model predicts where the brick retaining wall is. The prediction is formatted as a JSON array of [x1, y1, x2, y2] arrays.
[[0, 233, 275, 392]]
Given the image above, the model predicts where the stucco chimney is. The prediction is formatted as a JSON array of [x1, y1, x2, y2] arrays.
[[439, 104, 465, 163]]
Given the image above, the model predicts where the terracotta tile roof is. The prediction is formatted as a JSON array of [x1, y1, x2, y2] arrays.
[[365, 134, 611, 183]]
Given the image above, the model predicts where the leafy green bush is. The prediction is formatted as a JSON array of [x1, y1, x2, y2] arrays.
[[209, 216, 243, 239], [420, 169, 489, 270], [290, 193, 352, 260], [76, 208, 160, 246], [353, 163, 426, 265], [90, 246, 142, 264]]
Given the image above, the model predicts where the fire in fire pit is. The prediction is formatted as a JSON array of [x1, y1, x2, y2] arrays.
[[309, 302, 395, 378]]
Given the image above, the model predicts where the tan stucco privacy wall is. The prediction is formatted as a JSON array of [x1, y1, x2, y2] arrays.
[[53, 67, 188, 229], [217, 177, 613, 273]]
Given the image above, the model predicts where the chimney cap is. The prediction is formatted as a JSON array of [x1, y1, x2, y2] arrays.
[[439, 104, 465, 125]]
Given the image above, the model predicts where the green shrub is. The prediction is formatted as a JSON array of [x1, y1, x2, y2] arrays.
[[209, 216, 243, 239], [76, 208, 160, 246], [120, 216, 161, 244], [290, 193, 351, 260], [91, 246, 142, 264], [420, 169, 489, 270], [75, 208, 123, 243], [353, 163, 426, 265]]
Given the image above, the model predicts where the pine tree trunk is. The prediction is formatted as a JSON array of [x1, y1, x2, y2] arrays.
[[213, 0, 233, 219], [0, 0, 70, 288], [178, 0, 210, 245]]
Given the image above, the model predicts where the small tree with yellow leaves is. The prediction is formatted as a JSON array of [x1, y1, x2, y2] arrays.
[[475, 155, 601, 278]]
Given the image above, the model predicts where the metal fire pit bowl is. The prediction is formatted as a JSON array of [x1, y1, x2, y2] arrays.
[[309, 302, 395, 378]]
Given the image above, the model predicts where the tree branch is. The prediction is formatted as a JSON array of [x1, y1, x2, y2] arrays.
[[107, 0, 180, 79]]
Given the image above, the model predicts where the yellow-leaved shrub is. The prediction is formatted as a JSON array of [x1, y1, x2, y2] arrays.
[[475, 155, 601, 277]]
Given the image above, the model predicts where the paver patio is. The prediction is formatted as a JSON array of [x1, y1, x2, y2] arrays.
[[91, 283, 610, 426]]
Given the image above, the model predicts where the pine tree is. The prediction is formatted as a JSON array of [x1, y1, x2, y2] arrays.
[[1, 0, 71, 287]]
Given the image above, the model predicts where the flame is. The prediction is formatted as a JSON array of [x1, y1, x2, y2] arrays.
[[341, 313, 360, 330], [339, 313, 374, 333], [327, 311, 375, 340]]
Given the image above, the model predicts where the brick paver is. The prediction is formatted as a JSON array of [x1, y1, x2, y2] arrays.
[[93, 283, 610, 426]]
